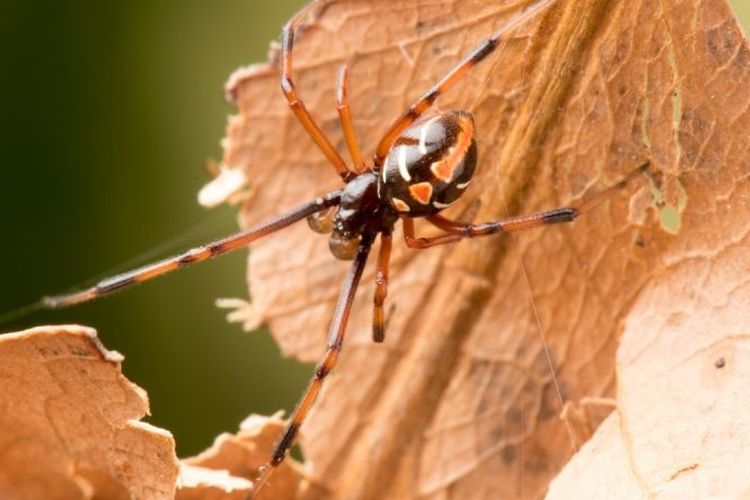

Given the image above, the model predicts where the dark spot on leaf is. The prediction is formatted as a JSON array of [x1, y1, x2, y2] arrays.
[[501, 445, 516, 465]]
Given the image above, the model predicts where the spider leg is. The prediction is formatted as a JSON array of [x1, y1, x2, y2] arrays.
[[42, 191, 342, 309], [372, 0, 556, 167], [372, 231, 392, 343], [336, 60, 366, 173], [403, 162, 649, 249], [402, 217, 462, 249], [282, 5, 354, 180], [251, 234, 374, 498], [403, 206, 578, 249]]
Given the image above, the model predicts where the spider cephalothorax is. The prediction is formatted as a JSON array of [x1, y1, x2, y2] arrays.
[[38, 1, 648, 497], [328, 172, 397, 259]]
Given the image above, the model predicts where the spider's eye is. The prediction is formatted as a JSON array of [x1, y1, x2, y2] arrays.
[[307, 207, 335, 234], [329, 232, 360, 260]]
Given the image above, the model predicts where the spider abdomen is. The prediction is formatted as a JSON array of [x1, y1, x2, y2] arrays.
[[378, 110, 477, 216]]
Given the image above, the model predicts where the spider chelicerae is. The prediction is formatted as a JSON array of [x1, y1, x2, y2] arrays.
[[40, 0, 647, 495]]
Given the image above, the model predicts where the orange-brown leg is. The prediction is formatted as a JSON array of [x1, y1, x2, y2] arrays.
[[336, 61, 365, 173], [372, 0, 556, 167], [403, 162, 649, 248], [282, 6, 353, 180], [372, 231, 392, 343], [42, 191, 342, 309], [403, 206, 578, 249], [250, 235, 374, 498], [402, 217, 462, 249]]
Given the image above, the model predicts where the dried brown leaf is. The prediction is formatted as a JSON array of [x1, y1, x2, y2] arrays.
[[0, 326, 304, 499], [548, 243, 750, 498], [3, 0, 749, 498], [218, 0, 750, 499], [0, 325, 178, 499], [178, 413, 302, 500]]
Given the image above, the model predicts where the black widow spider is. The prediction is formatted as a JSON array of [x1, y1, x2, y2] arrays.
[[40, 0, 647, 495]]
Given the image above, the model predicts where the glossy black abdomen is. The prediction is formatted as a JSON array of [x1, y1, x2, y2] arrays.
[[378, 110, 477, 217]]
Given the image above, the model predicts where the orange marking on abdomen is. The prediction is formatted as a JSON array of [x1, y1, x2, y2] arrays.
[[430, 116, 475, 182], [409, 182, 433, 204], [391, 197, 411, 212]]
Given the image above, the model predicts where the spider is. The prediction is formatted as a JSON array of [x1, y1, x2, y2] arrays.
[[39, 0, 647, 496]]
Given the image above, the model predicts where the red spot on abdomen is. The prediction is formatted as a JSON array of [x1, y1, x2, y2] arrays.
[[409, 182, 433, 204]]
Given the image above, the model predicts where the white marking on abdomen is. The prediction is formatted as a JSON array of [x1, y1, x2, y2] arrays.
[[457, 179, 472, 189], [419, 116, 440, 155], [398, 147, 411, 181], [433, 200, 454, 209]]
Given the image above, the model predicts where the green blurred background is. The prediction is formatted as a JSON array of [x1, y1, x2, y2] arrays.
[[1, 1, 749, 458], [0, 0, 307, 457]]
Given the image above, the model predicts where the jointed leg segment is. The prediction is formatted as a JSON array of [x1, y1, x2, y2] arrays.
[[251, 234, 374, 497], [42, 191, 342, 309], [372, 232, 392, 343], [336, 61, 366, 173], [372, 1, 555, 167], [282, 5, 354, 180], [402, 162, 649, 249], [401, 205, 574, 248]]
